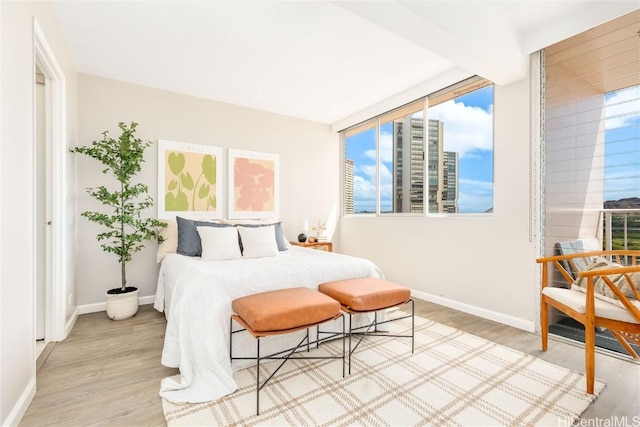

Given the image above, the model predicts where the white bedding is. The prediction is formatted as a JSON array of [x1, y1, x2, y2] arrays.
[[154, 246, 383, 403]]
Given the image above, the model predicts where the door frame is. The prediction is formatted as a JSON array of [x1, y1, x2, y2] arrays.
[[34, 19, 67, 342]]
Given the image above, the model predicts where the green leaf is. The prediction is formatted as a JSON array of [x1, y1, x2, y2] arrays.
[[174, 191, 189, 211], [198, 183, 210, 199], [181, 172, 194, 190], [168, 152, 185, 175], [202, 155, 217, 185], [208, 195, 217, 209], [165, 192, 177, 211], [166, 191, 189, 211], [168, 179, 177, 191]]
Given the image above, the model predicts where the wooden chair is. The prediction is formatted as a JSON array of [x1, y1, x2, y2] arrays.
[[537, 250, 640, 393]]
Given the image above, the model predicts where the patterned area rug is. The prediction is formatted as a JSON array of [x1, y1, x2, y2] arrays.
[[162, 316, 605, 426]]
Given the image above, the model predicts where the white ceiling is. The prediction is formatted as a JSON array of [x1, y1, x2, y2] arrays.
[[52, 1, 639, 125]]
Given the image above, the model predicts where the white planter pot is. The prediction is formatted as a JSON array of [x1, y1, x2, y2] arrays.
[[106, 287, 139, 320]]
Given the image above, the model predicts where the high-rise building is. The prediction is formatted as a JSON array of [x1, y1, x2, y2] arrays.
[[426, 119, 444, 213], [393, 117, 425, 213], [442, 151, 458, 213], [344, 158, 354, 214], [395, 118, 458, 213], [344, 118, 458, 214]]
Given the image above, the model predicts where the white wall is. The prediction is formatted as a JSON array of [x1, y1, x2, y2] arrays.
[[0, 2, 77, 425], [76, 73, 338, 306], [337, 78, 540, 331]]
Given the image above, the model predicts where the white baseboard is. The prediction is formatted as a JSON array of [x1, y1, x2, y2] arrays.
[[78, 295, 156, 315], [65, 306, 79, 338], [3, 378, 36, 427], [411, 289, 536, 333], [79, 291, 534, 333]]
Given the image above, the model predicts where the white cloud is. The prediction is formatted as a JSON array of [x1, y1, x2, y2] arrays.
[[358, 130, 392, 205], [459, 178, 494, 191], [354, 164, 376, 203], [605, 86, 640, 130], [379, 163, 392, 199], [364, 130, 394, 162], [353, 175, 375, 203], [363, 149, 375, 161], [354, 162, 392, 203], [429, 100, 493, 158], [458, 179, 494, 213], [379, 131, 393, 163]]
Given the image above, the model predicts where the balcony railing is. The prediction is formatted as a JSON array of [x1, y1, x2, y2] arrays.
[[602, 209, 640, 251]]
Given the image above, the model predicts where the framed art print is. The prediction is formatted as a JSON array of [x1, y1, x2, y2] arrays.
[[158, 139, 223, 219], [228, 149, 279, 219]]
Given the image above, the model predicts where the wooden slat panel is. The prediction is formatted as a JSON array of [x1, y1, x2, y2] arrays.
[[546, 10, 640, 98], [549, 23, 639, 65], [379, 99, 424, 124], [428, 76, 491, 107], [546, 10, 640, 54]]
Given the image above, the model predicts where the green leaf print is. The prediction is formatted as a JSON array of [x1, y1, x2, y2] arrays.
[[165, 192, 177, 211], [166, 191, 189, 211], [174, 191, 189, 211], [168, 152, 185, 176], [202, 155, 217, 185], [180, 172, 194, 190], [198, 183, 210, 200]]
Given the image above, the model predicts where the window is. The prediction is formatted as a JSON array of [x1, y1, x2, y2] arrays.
[[344, 123, 376, 214], [379, 100, 425, 214], [604, 85, 640, 250], [343, 76, 494, 215]]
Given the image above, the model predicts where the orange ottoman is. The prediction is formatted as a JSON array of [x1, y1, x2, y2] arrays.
[[319, 277, 414, 373], [230, 287, 345, 415]]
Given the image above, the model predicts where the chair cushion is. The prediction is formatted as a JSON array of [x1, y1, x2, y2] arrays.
[[232, 287, 340, 332], [318, 277, 410, 312], [542, 287, 640, 324]]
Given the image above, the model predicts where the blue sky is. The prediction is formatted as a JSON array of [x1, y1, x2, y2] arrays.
[[604, 86, 640, 202]]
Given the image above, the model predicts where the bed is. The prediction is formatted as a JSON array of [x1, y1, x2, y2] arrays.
[[154, 244, 383, 404]]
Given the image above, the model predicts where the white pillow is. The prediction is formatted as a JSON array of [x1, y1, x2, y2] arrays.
[[156, 218, 178, 263], [197, 226, 241, 261], [237, 225, 279, 259]]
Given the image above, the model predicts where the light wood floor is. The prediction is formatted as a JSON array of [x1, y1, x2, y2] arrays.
[[21, 299, 640, 426]]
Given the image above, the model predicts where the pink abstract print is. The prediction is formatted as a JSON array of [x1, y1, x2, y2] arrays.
[[233, 157, 275, 212]]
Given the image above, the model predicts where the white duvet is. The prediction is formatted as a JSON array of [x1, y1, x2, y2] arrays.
[[154, 246, 383, 404]]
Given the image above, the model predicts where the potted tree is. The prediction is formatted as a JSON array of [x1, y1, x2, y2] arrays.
[[71, 121, 165, 320]]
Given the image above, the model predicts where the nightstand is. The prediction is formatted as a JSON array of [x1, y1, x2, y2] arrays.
[[289, 241, 333, 252]]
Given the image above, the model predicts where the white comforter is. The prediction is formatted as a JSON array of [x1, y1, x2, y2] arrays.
[[154, 246, 383, 403]]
